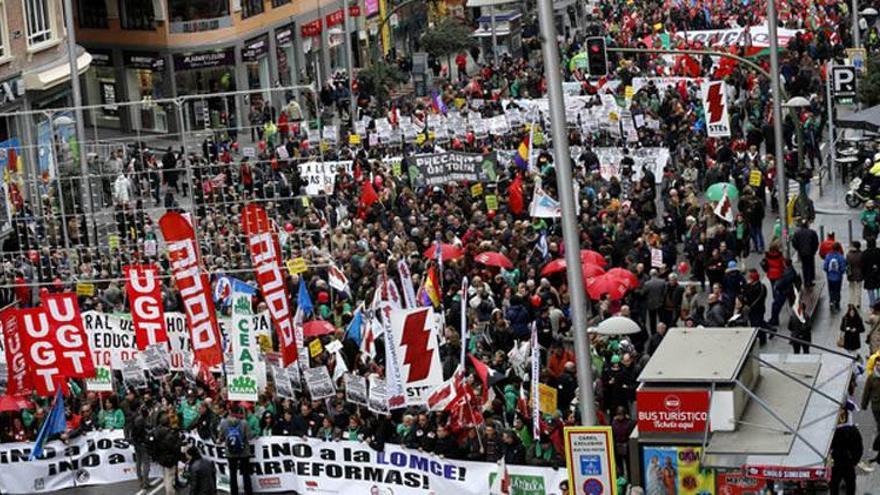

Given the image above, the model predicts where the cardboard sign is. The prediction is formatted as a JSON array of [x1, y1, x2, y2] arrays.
[[76, 282, 95, 297], [287, 257, 308, 275], [470, 183, 483, 197], [303, 365, 335, 400], [309, 338, 323, 358], [485, 194, 498, 211], [538, 383, 558, 414], [563, 427, 617, 495]]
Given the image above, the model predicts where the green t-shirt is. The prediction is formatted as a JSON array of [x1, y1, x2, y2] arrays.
[[179, 400, 201, 430], [862, 210, 879, 229], [98, 408, 125, 430]]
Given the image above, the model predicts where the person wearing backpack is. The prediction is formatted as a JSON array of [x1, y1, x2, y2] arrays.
[[824, 242, 848, 312], [218, 404, 253, 495]]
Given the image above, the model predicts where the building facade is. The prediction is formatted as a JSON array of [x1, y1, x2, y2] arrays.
[[0, 0, 92, 237], [73, 0, 381, 135]]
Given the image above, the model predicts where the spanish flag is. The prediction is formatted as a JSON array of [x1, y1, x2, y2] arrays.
[[513, 134, 530, 170], [419, 265, 442, 307]]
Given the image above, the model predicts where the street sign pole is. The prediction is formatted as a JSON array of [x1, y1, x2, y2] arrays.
[[826, 61, 837, 186], [536, 0, 596, 426]]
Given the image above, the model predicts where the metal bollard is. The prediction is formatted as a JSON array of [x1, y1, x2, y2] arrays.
[[848, 219, 853, 244], [820, 225, 825, 239]]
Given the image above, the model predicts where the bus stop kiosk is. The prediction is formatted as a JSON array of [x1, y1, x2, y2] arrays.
[[627, 327, 853, 494]]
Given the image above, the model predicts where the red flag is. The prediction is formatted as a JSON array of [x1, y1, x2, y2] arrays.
[[468, 353, 503, 402], [19, 308, 67, 396], [357, 180, 379, 219], [508, 174, 524, 215], [159, 212, 223, 368], [42, 293, 96, 379], [241, 204, 299, 366], [1, 308, 34, 396], [124, 265, 169, 350]]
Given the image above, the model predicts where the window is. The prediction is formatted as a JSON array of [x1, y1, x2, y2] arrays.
[[77, 0, 108, 28], [0, 2, 8, 59], [241, 0, 264, 19], [119, 0, 155, 30], [24, 0, 55, 48], [271, 0, 290, 7], [167, 0, 228, 22]]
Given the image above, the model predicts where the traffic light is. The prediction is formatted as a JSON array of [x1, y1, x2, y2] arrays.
[[585, 37, 608, 76]]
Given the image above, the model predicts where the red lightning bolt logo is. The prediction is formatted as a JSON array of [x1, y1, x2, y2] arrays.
[[400, 308, 433, 381], [706, 82, 724, 124]]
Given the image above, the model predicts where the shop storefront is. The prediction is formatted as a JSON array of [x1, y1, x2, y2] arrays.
[[242, 34, 271, 106], [173, 48, 236, 130], [123, 51, 169, 133], [301, 19, 324, 85], [275, 24, 298, 88], [84, 49, 121, 129]]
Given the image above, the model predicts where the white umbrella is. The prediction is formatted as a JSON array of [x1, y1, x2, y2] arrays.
[[590, 316, 641, 336], [861, 7, 878, 16]]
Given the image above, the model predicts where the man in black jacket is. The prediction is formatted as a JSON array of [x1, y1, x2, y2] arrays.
[[792, 221, 819, 287], [151, 413, 182, 495], [186, 446, 216, 495], [829, 409, 863, 495], [743, 270, 768, 343], [130, 406, 153, 490]]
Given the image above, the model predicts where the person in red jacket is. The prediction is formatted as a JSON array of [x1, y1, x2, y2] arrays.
[[819, 232, 837, 259], [762, 243, 786, 283]]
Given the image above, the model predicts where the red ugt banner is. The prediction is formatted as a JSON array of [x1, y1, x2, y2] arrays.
[[1, 307, 34, 397], [159, 212, 223, 368], [19, 308, 68, 396], [124, 264, 169, 350], [43, 293, 96, 379], [241, 204, 298, 366]]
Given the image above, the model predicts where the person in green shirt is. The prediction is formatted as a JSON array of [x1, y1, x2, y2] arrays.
[[178, 393, 202, 430], [862, 201, 879, 239], [98, 397, 125, 430]]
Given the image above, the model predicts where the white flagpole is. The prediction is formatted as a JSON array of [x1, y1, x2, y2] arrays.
[[460, 277, 469, 367], [527, 106, 538, 173]]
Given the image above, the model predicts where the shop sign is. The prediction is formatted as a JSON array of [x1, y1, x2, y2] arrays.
[[716, 473, 767, 495], [242, 35, 269, 63], [88, 49, 113, 67], [563, 427, 617, 495], [0, 77, 25, 105], [742, 465, 830, 481], [124, 52, 164, 71], [301, 19, 323, 37], [350, 5, 361, 17], [636, 389, 709, 433], [326, 9, 344, 27], [276, 25, 293, 47], [365, 0, 380, 17], [174, 49, 235, 71]]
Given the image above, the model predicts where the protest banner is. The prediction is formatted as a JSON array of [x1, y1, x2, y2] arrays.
[[304, 365, 335, 400], [593, 147, 669, 184], [0, 430, 159, 494], [141, 343, 170, 377], [229, 291, 267, 394], [298, 160, 353, 196], [389, 307, 443, 406], [123, 264, 168, 349], [407, 152, 499, 187], [184, 433, 568, 494], [43, 293, 95, 379], [86, 366, 114, 392], [288, 362, 303, 392], [121, 358, 147, 390], [344, 373, 368, 406], [19, 308, 65, 396], [368, 375, 389, 415], [0, 307, 32, 396]]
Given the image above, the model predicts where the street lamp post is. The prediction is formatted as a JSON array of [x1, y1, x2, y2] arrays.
[[536, 0, 596, 426], [767, 0, 790, 255], [343, 1, 358, 123]]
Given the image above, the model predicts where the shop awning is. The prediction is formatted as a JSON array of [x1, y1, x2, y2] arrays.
[[473, 27, 512, 37], [702, 353, 851, 470], [23, 50, 92, 92], [836, 104, 880, 133], [466, 0, 518, 7]]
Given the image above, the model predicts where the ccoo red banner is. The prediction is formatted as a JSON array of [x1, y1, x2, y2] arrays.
[[159, 212, 223, 368], [0, 307, 33, 397], [241, 204, 298, 366], [19, 308, 68, 396], [124, 264, 169, 350], [42, 293, 96, 379]]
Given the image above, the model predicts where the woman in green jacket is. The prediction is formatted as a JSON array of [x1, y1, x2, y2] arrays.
[[98, 396, 125, 430]]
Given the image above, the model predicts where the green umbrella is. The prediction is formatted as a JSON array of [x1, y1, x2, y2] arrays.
[[705, 182, 739, 202], [569, 52, 588, 71]]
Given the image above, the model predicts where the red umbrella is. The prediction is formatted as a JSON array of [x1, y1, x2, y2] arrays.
[[585, 274, 630, 301], [423, 243, 464, 261], [580, 250, 607, 267], [540, 258, 567, 276], [606, 268, 640, 289], [0, 395, 33, 413], [581, 263, 606, 279], [474, 251, 513, 269], [303, 320, 336, 337]]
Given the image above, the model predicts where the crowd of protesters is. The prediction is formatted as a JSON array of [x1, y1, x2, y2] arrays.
[[3, 1, 880, 495]]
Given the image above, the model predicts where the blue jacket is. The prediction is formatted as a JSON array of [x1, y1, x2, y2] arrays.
[[823, 252, 847, 283]]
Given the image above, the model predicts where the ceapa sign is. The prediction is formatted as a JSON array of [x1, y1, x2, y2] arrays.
[[636, 389, 710, 433]]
